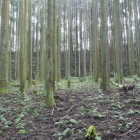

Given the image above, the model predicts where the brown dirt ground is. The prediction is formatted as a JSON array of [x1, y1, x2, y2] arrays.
[[0, 80, 140, 140]]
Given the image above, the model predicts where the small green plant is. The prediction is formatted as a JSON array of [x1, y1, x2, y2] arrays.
[[127, 109, 135, 115], [53, 128, 71, 140], [16, 122, 26, 129], [127, 109, 140, 115], [55, 120, 68, 128], [116, 103, 125, 109], [69, 119, 79, 124], [118, 123, 123, 128], [92, 109, 105, 119], [85, 125, 100, 140], [125, 122, 133, 130], [93, 114, 105, 118], [14, 112, 26, 124], [18, 129, 26, 134], [0, 115, 7, 122], [0, 130, 3, 134], [113, 111, 120, 115], [119, 116, 125, 120]]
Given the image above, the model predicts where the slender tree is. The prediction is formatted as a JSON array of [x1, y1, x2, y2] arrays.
[[92, 0, 100, 82], [45, 0, 55, 106], [16, 0, 20, 81], [54, 0, 58, 78], [14, 0, 19, 81], [134, 0, 140, 76], [79, 0, 83, 80], [67, 0, 71, 87], [35, 0, 41, 81], [19, 0, 28, 96], [57, 0, 62, 82], [9, 0, 13, 82], [89, 0, 93, 77], [100, 0, 109, 91], [28, 0, 32, 86], [83, 0, 87, 80], [113, 0, 123, 83], [39, 0, 45, 82], [53, 0, 57, 92], [0, 0, 10, 94]]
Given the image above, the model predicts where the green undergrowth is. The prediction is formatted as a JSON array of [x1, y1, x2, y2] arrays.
[[0, 77, 140, 139], [56, 77, 99, 91]]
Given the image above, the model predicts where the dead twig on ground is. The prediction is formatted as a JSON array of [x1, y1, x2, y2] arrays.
[[59, 104, 78, 121], [118, 126, 140, 136], [19, 132, 53, 140], [51, 107, 54, 116]]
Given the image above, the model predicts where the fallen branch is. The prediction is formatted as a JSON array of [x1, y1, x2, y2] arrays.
[[109, 115, 118, 121], [67, 104, 77, 113], [118, 126, 140, 136], [59, 104, 78, 121], [111, 81, 122, 87]]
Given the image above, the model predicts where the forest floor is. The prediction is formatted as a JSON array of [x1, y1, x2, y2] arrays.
[[0, 78, 140, 140]]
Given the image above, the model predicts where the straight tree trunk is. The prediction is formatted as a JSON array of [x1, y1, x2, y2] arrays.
[[19, 0, 28, 96], [36, 0, 40, 81], [45, 0, 55, 106], [39, 0, 45, 81], [16, 0, 20, 81], [79, 0, 83, 80], [89, 0, 93, 77], [134, 0, 140, 76], [57, 0, 62, 82], [0, 0, 10, 94], [14, 0, 19, 81], [100, 0, 109, 91], [9, 0, 13, 82], [53, 0, 57, 91], [83, 0, 86, 80], [67, 0, 71, 87], [92, 0, 100, 82], [113, 0, 123, 83], [28, 0, 32, 86]]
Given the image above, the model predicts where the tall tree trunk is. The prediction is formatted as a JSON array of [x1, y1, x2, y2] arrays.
[[36, 0, 40, 81], [57, 0, 62, 82], [28, 0, 32, 86], [19, 0, 28, 96], [67, 0, 71, 87], [100, 0, 109, 91], [53, 0, 57, 91], [14, 0, 19, 81], [0, 0, 10, 94], [83, 0, 86, 80], [113, 0, 123, 83], [89, 0, 93, 77], [45, 0, 55, 106], [16, 0, 20, 81], [39, 0, 45, 81], [134, 0, 140, 76], [79, 0, 82, 80], [92, 0, 100, 82]]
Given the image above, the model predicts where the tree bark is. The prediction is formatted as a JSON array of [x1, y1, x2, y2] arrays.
[[0, 0, 10, 94]]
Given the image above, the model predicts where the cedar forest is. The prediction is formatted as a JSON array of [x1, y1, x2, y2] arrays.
[[0, 0, 140, 139]]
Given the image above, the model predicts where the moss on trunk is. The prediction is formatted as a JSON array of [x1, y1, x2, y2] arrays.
[[0, 80, 9, 94], [46, 82, 55, 106]]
